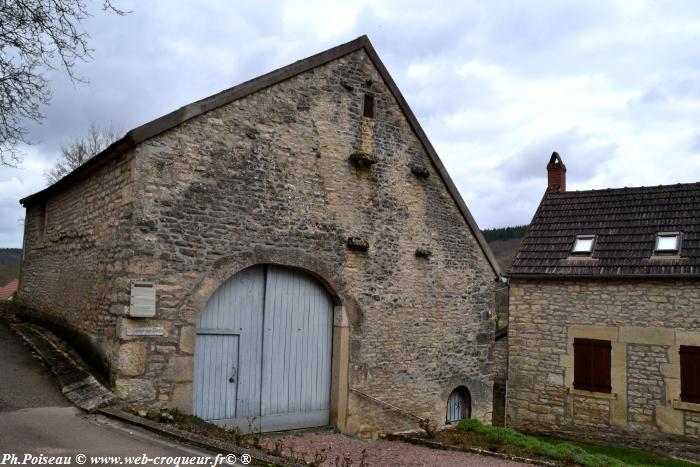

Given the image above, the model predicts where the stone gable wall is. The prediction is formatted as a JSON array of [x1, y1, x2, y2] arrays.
[[21, 48, 496, 436], [508, 279, 700, 459], [125, 49, 496, 435]]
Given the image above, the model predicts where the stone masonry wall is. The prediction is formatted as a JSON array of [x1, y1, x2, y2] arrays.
[[508, 279, 700, 459], [86, 48, 495, 435], [492, 333, 508, 426], [18, 152, 136, 374], [627, 344, 667, 428]]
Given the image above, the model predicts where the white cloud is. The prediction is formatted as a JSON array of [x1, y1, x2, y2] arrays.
[[283, 0, 374, 40]]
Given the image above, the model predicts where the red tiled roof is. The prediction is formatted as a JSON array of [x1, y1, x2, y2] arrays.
[[0, 279, 18, 300], [511, 182, 700, 277]]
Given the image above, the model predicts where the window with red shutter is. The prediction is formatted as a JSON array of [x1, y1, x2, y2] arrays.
[[573, 338, 611, 393], [680, 346, 700, 404]]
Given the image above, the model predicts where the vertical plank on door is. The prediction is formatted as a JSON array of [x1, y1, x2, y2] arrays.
[[261, 266, 333, 421]]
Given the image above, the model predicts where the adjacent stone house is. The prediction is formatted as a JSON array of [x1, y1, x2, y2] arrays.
[[18, 36, 501, 436], [508, 153, 700, 458]]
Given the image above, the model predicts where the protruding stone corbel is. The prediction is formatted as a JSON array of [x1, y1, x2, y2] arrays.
[[415, 247, 432, 258], [349, 151, 376, 169], [347, 237, 369, 251], [410, 164, 430, 178]]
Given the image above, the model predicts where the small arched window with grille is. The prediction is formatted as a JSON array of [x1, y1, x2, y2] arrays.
[[446, 386, 471, 424]]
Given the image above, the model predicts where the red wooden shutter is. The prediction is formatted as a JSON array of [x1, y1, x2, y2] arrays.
[[590, 340, 612, 393], [680, 346, 700, 404], [573, 338, 592, 391], [574, 338, 611, 393]]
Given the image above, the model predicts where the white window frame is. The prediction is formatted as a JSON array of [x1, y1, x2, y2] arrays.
[[654, 232, 681, 255], [571, 235, 595, 255]]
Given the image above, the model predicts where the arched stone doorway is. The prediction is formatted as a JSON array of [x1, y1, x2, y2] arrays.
[[192, 264, 334, 432], [446, 386, 471, 424]]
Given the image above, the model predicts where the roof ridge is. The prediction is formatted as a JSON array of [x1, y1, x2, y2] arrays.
[[552, 181, 700, 196]]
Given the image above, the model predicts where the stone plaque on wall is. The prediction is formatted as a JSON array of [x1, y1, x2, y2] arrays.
[[126, 326, 164, 336], [129, 282, 156, 317]]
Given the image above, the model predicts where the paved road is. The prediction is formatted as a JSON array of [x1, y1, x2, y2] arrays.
[[0, 319, 227, 467]]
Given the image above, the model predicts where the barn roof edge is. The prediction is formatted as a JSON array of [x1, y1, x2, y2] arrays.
[[19, 34, 502, 276]]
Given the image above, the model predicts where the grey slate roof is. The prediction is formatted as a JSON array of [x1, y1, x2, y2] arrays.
[[18, 35, 501, 276], [510, 183, 700, 277]]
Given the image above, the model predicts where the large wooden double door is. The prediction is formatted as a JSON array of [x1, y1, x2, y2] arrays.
[[193, 265, 333, 432]]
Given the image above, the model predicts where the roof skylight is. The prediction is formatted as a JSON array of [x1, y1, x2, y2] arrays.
[[572, 235, 595, 255], [655, 232, 680, 254]]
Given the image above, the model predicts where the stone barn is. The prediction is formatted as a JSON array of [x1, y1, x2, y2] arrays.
[[18, 36, 501, 436]]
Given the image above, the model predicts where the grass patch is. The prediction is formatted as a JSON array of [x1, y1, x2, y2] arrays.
[[453, 419, 695, 467], [541, 436, 696, 467]]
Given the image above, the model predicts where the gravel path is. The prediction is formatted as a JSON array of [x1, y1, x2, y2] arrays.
[[260, 432, 533, 466]]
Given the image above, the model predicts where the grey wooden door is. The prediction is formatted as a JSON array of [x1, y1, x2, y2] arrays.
[[193, 334, 239, 421], [193, 265, 333, 432], [446, 387, 471, 424], [260, 266, 333, 431]]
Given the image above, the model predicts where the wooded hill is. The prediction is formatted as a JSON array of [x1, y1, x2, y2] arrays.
[[482, 225, 528, 272]]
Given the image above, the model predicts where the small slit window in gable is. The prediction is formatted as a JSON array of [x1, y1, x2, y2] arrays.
[[655, 232, 680, 254], [363, 94, 374, 118], [572, 235, 595, 255]]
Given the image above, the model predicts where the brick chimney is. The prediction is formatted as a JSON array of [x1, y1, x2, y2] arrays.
[[547, 152, 566, 192]]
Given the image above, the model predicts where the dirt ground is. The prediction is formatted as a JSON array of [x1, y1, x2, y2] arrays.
[[259, 432, 533, 466]]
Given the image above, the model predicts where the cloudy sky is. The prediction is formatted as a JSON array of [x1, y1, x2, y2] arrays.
[[2, 0, 700, 247]]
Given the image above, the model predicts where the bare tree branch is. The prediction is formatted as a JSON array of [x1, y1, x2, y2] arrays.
[[0, 0, 128, 166], [43, 122, 121, 184], [102, 0, 130, 15]]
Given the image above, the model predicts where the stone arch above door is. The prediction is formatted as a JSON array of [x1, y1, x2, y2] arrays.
[[184, 246, 358, 323], [446, 386, 472, 423], [436, 376, 493, 426]]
